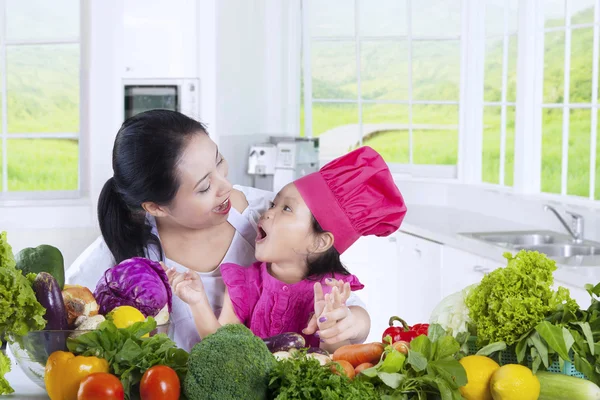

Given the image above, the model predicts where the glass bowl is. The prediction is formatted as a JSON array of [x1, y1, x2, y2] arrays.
[[8, 322, 172, 389]]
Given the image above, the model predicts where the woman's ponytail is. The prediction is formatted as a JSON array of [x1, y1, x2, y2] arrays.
[[97, 177, 147, 263]]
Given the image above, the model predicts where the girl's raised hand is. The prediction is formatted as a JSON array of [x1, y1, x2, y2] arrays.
[[166, 267, 206, 305]]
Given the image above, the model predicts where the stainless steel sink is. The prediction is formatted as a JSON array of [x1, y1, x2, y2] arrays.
[[461, 230, 573, 247], [512, 243, 600, 257]]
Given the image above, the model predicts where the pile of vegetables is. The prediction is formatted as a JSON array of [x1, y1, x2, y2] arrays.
[[66, 317, 188, 400]]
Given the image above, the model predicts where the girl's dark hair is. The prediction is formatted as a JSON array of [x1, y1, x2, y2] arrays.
[[98, 109, 208, 263], [305, 216, 350, 279]]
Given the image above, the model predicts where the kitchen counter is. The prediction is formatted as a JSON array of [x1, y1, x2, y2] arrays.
[[399, 204, 600, 288], [3, 347, 48, 399]]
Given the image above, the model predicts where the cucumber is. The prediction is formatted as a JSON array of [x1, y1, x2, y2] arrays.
[[32, 272, 69, 331], [263, 332, 306, 352], [537, 371, 600, 400], [15, 245, 65, 289]]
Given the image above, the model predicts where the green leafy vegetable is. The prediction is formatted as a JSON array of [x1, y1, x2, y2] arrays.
[[0, 350, 13, 395], [268, 350, 379, 399], [466, 250, 577, 345], [67, 317, 188, 400]]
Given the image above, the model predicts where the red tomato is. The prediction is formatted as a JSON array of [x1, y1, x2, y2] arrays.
[[140, 365, 180, 400], [77, 372, 124, 400]]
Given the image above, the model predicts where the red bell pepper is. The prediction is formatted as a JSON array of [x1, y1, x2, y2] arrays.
[[382, 316, 430, 344]]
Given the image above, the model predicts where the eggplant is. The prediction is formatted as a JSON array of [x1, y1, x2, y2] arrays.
[[263, 332, 306, 353], [33, 272, 69, 331]]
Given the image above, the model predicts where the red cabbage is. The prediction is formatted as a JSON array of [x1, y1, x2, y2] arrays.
[[94, 257, 172, 317]]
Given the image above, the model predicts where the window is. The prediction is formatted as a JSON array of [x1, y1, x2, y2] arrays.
[[482, 0, 519, 187], [539, 0, 598, 199], [301, 0, 462, 175], [0, 0, 81, 198]]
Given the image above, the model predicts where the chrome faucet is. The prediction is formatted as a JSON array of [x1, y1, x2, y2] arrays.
[[544, 204, 584, 243]]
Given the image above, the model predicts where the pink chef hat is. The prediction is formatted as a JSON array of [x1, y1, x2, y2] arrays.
[[294, 146, 407, 254]]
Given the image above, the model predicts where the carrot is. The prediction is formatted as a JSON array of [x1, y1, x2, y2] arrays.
[[354, 362, 374, 375], [392, 340, 410, 355], [330, 360, 355, 380], [332, 342, 385, 368]]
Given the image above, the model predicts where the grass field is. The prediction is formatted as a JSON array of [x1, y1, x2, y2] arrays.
[[3, 4, 599, 199]]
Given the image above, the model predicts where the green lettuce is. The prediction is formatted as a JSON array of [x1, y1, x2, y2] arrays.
[[0, 350, 13, 395], [466, 250, 577, 345]]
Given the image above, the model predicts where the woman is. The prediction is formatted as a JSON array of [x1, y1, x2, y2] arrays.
[[67, 109, 371, 351]]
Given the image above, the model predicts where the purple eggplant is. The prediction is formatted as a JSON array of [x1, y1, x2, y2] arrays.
[[33, 272, 69, 331], [263, 332, 306, 353]]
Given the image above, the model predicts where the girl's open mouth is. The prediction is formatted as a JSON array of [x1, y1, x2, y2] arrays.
[[256, 226, 268, 243], [212, 198, 231, 214]]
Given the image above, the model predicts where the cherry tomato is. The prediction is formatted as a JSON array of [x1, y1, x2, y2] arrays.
[[140, 365, 180, 400], [77, 372, 124, 400]]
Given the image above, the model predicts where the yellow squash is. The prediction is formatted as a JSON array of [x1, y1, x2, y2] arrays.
[[44, 351, 109, 400]]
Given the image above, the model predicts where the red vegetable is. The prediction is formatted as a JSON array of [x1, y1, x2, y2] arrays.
[[382, 316, 429, 344], [77, 373, 124, 400], [140, 365, 180, 400]]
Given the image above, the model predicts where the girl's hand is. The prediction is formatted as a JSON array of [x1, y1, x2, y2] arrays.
[[302, 278, 343, 335], [166, 267, 206, 305]]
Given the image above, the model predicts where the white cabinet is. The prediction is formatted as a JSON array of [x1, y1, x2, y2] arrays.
[[394, 232, 443, 327], [122, 0, 198, 78], [440, 247, 503, 298]]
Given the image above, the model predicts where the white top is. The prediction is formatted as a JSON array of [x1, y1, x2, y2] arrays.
[[66, 185, 365, 351]]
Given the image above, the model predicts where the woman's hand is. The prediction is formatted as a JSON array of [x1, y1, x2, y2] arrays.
[[166, 266, 206, 305]]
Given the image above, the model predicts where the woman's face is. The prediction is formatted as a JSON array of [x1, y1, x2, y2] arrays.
[[159, 133, 233, 229]]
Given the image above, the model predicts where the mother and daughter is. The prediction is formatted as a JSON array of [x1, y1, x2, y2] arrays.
[[67, 110, 407, 352]]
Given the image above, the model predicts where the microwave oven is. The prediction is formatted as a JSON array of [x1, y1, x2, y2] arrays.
[[123, 78, 200, 121]]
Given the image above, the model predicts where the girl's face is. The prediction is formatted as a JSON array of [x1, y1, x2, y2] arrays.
[[255, 183, 321, 267], [154, 134, 233, 229]]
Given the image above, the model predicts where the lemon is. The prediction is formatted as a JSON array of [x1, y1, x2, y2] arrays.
[[459, 355, 500, 400], [108, 305, 146, 329], [490, 364, 540, 400]]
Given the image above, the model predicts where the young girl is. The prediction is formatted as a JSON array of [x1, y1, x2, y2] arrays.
[[167, 146, 407, 351]]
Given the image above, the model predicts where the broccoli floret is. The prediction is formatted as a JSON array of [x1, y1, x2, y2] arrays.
[[184, 324, 276, 400]]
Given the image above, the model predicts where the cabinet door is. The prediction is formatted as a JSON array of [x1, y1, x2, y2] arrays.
[[440, 247, 502, 298], [395, 232, 442, 327]]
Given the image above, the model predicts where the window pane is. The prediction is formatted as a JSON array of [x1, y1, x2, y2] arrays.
[[413, 104, 458, 165], [412, 41, 461, 101], [413, 130, 458, 165], [571, 0, 595, 25], [310, 0, 354, 37], [6, 0, 79, 41], [485, 0, 505, 36], [545, 0, 565, 28], [482, 107, 501, 184], [411, 0, 461, 37], [362, 104, 409, 164], [312, 103, 358, 160], [359, 0, 407, 36], [7, 139, 78, 191], [7, 44, 79, 133], [312, 42, 356, 100], [506, 36, 518, 102], [361, 41, 408, 100], [570, 28, 593, 103], [543, 31, 565, 103], [541, 108, 563, 194], [568, 109, 591, 197], [484, 37, 503, 102], [505, 106, 516, 186], [413, 104, 459, 125]]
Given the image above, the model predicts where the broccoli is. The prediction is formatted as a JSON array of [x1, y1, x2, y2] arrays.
[[184, 324, 276, 400]]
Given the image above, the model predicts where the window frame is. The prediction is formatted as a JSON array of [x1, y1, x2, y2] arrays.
[[301, 0, 464, 178], [0, 0, 86, 202]]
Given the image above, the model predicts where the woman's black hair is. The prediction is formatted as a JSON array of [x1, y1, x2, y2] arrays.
[[305, 216, 351, 279], [97, 109, 208, 263]]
